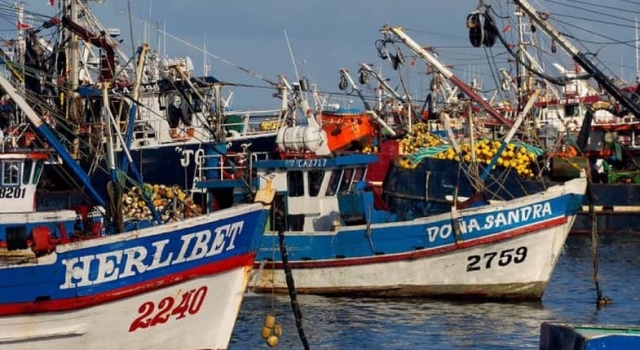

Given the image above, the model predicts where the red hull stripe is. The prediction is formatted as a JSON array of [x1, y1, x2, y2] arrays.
[[262, 217, 568, 269], [0, 253, 255, 316]]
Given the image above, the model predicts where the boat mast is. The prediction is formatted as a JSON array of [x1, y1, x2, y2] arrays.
[[516, 8, 528, 108], [380, 26, 514, 127], [512, 0, 640, 118], [636, 17, 640, 83], [69, 0, 79, 89], [15, 3, 25, 69]]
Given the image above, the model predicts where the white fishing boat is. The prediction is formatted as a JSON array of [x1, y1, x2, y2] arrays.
[[241, 78, 587, 300], [248, 150, 586, 299]]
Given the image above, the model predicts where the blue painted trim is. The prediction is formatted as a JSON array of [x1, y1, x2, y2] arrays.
[[257, 193, 583, 262], [36, 123, 106, 208], [253, 153, 378, 170], [0, 207, 266, 304]]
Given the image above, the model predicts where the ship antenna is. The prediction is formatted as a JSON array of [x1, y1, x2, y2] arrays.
[[284, 29, 301, 84]]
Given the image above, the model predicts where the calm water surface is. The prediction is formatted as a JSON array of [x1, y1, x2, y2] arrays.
[[230, 233, 640, 349]]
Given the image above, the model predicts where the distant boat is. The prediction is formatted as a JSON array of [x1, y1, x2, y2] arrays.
[[540, 322, 640, 350], [368, 22, 640, 235]]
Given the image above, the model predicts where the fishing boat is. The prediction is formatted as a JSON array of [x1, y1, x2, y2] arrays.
[[0, 65, 272, 349], [247, 145, 586, 299], [9, 0, 285, 194], [540, 323, 640, 350], [243, 82, 585, 299]]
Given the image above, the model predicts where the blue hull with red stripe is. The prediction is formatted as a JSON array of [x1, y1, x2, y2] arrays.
[[0, 203, 269, 349], [248, 153, 586, 300]]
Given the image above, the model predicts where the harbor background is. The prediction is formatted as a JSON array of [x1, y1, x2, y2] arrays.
[[230, 232, 640, 349]]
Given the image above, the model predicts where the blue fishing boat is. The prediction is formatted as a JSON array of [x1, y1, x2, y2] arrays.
[[540, 323, 640, 350], [0, 62, 272, 349], [247, 147, 586, 299]]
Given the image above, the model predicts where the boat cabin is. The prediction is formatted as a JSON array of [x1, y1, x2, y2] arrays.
[[253, 153, 395, 232], [0, 151, 47, 214]]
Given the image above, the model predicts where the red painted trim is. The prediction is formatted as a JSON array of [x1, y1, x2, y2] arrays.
[[0, 151, 52, 160], [261, 217, 568, 269], [0, 253, 256, 316]]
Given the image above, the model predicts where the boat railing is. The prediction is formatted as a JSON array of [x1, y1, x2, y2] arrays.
[[194, 150, 275, 183], [195, 151, 251, 182], [221, 109, 285, 138], [107, 117, 213, 148], [0, 123, 31, 152]]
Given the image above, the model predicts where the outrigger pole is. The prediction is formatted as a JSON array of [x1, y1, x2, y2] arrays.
[[380, 25, 515, 127], [512, 0, 640, 119]]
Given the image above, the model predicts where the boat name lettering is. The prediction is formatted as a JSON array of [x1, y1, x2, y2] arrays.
[[285, 159, 327, 168], [178, 148, 205, 167], [59, 220, 244, 289], [466, 246, 528, 271], [0, 187, 26, 199], [129, 286, 208, 332], [426, 202, 552, 243]]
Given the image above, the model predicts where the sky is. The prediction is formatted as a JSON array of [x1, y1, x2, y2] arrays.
[[12, 0, 640, 109]]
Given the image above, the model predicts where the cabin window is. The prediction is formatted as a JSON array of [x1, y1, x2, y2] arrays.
[[22, 159, 32, 185], [3, 161, 20, 186], [565, 104, 579, 117], [325, 169, 342, 196], [349, 167, 367, 191], [287, 171, 304, 197], [308, 170, 325, 197], [338, 168, 354, 194], [32, 161, 44, 185]]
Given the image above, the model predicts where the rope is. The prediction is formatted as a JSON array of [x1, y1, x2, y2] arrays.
[[276, 228, 310, 350], [106, 181, 124, 234], [587, 184, 612, 308]]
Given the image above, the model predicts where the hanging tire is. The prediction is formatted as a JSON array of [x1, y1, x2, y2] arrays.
[[467, 13, 483, 48]]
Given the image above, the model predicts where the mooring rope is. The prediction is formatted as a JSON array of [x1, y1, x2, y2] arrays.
[[277, 228, 310, 350], [587, 183, 611, 308]]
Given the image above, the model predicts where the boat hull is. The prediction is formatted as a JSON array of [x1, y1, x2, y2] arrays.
[[540, 322, 640, 350], [0, 203, 269, 350], [0, 266, 250, 350], [250, 178, 585, 299]]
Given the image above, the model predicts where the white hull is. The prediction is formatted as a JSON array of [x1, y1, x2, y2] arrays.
[[0, 265, 252, 350], [252, 219, 573, 299]]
